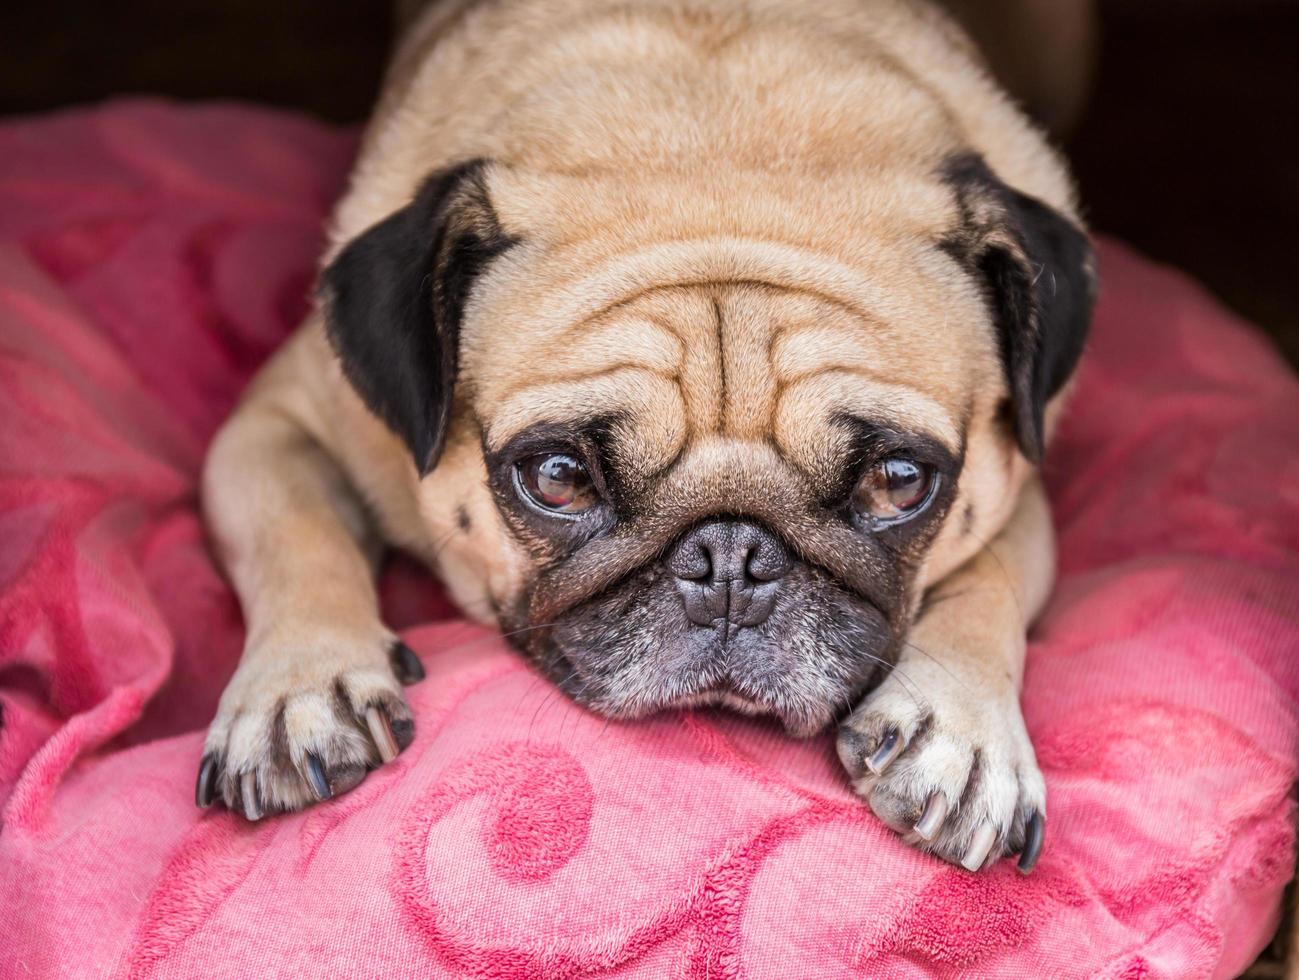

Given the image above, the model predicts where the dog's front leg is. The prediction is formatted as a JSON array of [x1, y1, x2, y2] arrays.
[[838, 477, 1055, 873], [196, 350, 421, 819]]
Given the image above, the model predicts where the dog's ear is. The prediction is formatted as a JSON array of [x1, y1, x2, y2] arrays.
[[320, 160, 516, 475], [942, 155, 1096, 463]]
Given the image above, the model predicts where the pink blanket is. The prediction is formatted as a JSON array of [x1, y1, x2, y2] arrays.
[[1, 101, 1296, 979]]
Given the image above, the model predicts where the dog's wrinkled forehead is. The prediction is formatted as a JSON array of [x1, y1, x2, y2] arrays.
[[477, 279, 976, 488]]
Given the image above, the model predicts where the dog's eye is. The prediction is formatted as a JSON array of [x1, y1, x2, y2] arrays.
[[516, 453, 599, 514], [853, 458, 936, 524]]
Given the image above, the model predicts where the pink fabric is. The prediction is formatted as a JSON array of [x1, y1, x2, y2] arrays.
[[1, 100, 1296, 980]]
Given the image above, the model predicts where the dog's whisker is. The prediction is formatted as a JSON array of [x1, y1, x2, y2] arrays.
[[595, 706, 621, 742], [526, 667, 580, 740], [400, 620, 558, 668], [497, 621, 561, 641], [964, 527, 1026, 626], [899, 639, 975, 698], [920, 586, 973, 612], [510, 669, 551, 718], [867, 654, 929, 715], [428, 528, 459, 561]]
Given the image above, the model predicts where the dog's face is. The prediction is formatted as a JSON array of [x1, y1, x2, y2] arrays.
[[322, 156, 1093, 735]]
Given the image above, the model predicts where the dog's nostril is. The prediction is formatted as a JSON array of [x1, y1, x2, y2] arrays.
[[743, 537, 791, 584], [669, 522, 790, 586], [667, 520, 790, 629], [673, 539, 713, 581]]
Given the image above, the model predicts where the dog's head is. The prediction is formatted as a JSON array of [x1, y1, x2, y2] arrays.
[[320, 154, 1093, 735]]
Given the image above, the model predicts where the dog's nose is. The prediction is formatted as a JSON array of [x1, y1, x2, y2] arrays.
[[666, 520, 791, 630]]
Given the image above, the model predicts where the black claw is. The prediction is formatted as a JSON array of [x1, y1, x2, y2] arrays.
[[391, 641, 426, 685], [304, 753, 333, 803], [195, 754, 219, 808], [329, 763, 367, 796], [389, 716, 415, 751], [836, 725, 870, 778], [1017, 810, 1045, 874]]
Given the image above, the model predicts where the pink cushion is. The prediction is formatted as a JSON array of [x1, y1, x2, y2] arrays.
[[1, 101, 1296, 979]]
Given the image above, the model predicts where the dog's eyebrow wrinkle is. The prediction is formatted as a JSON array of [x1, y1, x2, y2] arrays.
[[494, 363, 680, 406], [712, 295, 728, 434], [780, 363, 904, 389], [551, 275, 874, 344], [776, 367, 962, 454], [640, 315, 689, 357], [643, 437, 690, 480]]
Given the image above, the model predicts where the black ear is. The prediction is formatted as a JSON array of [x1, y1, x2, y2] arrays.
[[942, 155, 1096, 462], [320, 160, 517, 475]]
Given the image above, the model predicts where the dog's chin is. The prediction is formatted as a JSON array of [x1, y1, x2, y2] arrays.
[[551, 665, 864, 738], [667, 687, 838, 738], [670, 687, 767, 716]]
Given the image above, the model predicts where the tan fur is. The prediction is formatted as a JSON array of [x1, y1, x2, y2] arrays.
[[201, 0, 1084, 867]]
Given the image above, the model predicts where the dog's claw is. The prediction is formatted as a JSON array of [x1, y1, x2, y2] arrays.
[[202, 645, 413, 815], [330, 763, 367, 796], [195, 754, 219, 808], [914, 792, 948, 842], [241, 772, 263, 821], [1017, 810, 1045, 874], [303, 752, 332, 802], [960, 823, 996, 871], [389, 715, 415, 751], [366, 706, 400, 763], [390, 641, 426, 685], [867, 728, 902, 775]]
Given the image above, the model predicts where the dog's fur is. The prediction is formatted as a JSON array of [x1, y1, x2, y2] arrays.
[[199, 0, 1094, 872]]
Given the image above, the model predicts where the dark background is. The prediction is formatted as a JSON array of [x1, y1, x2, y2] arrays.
[[2, 0, 1296, 363]]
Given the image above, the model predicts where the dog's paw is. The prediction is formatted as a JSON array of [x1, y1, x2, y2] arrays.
[[837, 672, 1045, 873], [195, 635, 425, 819]]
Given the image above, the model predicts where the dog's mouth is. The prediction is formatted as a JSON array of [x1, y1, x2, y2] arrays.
[[507, 523, 899, 737], [667, 685, 767, 715], [523, 625, 881, 739]]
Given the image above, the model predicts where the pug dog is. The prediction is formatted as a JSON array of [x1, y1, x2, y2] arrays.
[[197, 0, 1094, 875]]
